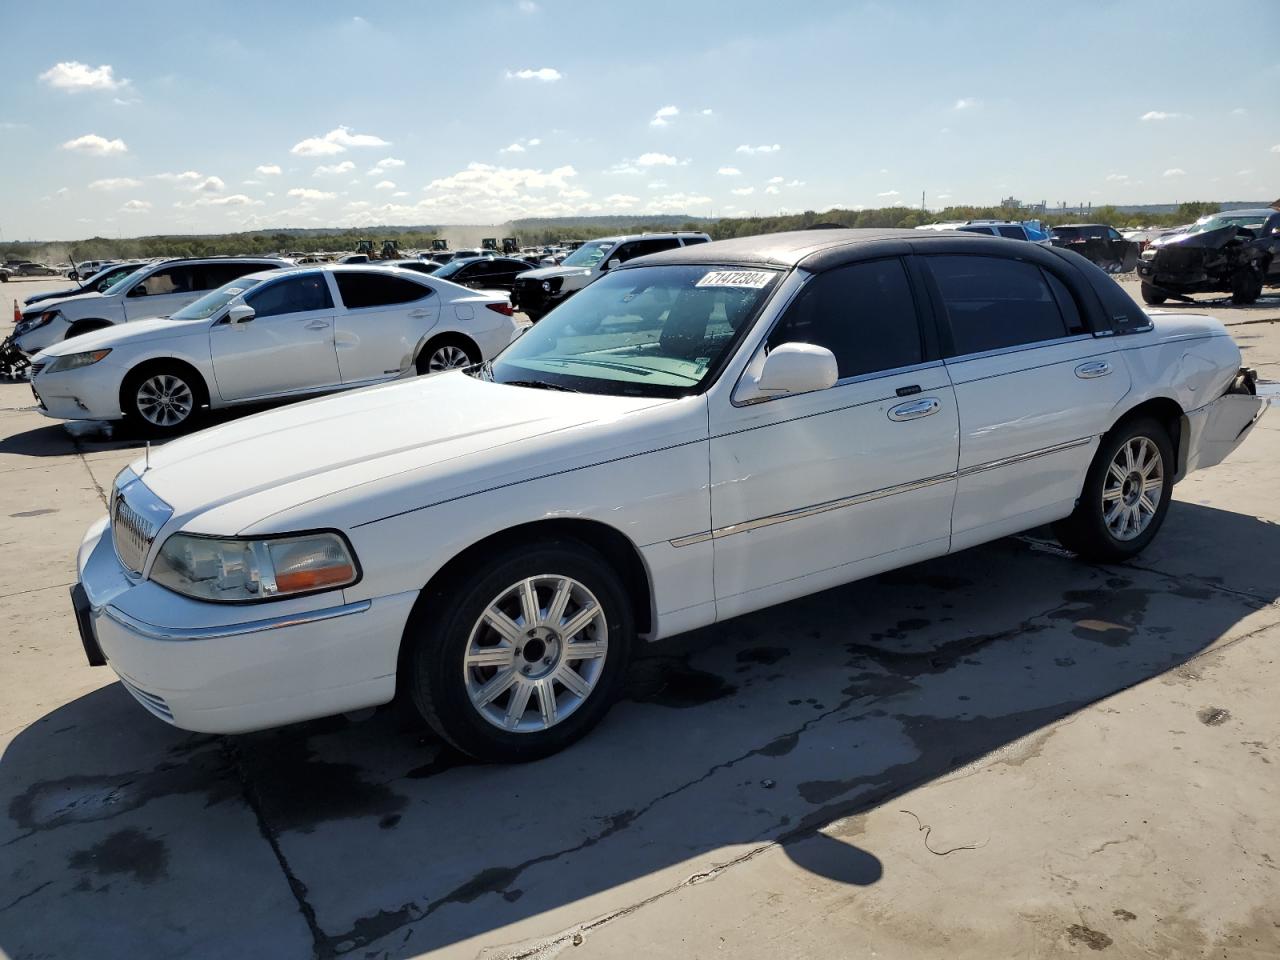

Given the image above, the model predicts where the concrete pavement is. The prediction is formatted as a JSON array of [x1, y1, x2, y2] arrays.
[[0, 277, 1277, 959]]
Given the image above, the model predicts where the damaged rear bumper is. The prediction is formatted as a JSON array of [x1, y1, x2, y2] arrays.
[[1180, 372, 1268, 476]]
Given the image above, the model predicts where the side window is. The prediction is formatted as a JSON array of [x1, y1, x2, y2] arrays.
[[997, 226, 1026, 239], [957, 226, 993, 235], [926, 255, 1071, 355], [204, 262, 270, 289], [1042, 270, 1087, 335], [245, 274, 334, 318], [680, 236, 709, 246], [335, 272, 431, 309], [766, 258, 924, 379], [1107, 227, 1123, 241], [135, 265, 197, 296]]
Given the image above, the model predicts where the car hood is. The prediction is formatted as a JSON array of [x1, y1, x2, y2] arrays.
[[21, 290, 106, 319], [1151, 225, 1243, 251], [516, 265, 594, 282], [129, 373, 696, 536], [34, 316, 201, 358], [24, 285, 81, 305]]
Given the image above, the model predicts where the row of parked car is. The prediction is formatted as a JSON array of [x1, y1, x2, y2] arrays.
[[60, 226, 1264, 760]]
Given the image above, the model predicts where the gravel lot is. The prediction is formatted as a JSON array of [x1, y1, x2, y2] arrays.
[[1, 275, 1278, 959]]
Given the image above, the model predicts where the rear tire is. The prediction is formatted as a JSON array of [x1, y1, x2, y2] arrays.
[[122, 365, 205, 437], [416, 335, 479, 375], [1140, 283, 1167, 305], [1053, 417, 1174, 562], [403, 540, 635, 762]]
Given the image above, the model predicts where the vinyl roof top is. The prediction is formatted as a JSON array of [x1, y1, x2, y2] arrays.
[[627, 228, 969, 270]]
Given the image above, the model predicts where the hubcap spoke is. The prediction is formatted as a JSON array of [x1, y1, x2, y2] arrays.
[[1108, 462, 1128, 485], [544, 578, 572, 628], [564, 639, 607, 661], [483, 608, 523, 644], [518, 578, 540, 627], [536, 680, 557, 727], [473, 668, 517, 708], [503, 681, 533, 728], [466, 644, 514, 667], [560, 603, 600, 641], [555, 665, 592, 699]]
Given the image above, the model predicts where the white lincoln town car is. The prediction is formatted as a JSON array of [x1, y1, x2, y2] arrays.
[[72, 229, 1266, 762]]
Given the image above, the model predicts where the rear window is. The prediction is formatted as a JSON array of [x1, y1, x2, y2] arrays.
[[335, 272, 431, 308]]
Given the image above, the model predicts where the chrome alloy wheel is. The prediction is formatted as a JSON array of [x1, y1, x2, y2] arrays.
[[463, 575, 608, 733], [136, 374, 194, 427], [427, 345, 472, 372], [1102, 436, 1163, 541]]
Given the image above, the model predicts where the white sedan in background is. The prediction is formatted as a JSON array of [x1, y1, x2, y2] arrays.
[[30, 265, 524, 435], [71, 230, 1265, 762]]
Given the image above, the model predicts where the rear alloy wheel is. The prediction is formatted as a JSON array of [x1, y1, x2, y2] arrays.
[[418, 339, 479, 374], [1140, 283, 1167, 305], [1054, 417, 1173, 562], [1230, 268, 1262, 306], [128, 370, 200, 436], [404, 541, 634, 762]]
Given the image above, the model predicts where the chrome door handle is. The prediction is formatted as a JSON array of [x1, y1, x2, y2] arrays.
[[409, 309, 431, 318], [304, 320, 330, 330], [887, 397, 941, 421], [1075, 361, 1111, 379]]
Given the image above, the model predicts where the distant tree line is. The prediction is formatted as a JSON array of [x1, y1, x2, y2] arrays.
[[0, 202, 1224, 264]]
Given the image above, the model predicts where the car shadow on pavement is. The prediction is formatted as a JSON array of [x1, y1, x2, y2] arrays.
[[1, 501, 1276, 959], [0, 406, 272, 459]]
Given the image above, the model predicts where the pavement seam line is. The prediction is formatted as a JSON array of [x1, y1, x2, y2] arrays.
[[220, 737, 329, 960]]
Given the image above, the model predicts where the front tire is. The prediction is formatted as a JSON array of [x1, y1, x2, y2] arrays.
[[1053, 417, 1174, 562], [403, 540, 635, 762], [1230, 268, 1262, 306], [123, 366, 204, 436], [1140, 283, 1167, 305]]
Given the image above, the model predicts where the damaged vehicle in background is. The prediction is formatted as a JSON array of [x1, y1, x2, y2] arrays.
[[1048, 224, 1139, 273], [1136, 208, 1280, 306]]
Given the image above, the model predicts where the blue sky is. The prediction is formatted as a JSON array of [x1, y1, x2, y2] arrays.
[[1, 0, 1277, 240]]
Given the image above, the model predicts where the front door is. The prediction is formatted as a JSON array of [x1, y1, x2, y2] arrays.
[[210, 273, 341, 400], [708, 257, 960, 621], [123, 264, 203, 321], [919, 253, 1132, 551]]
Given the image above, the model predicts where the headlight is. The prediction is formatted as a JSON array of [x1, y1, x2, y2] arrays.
[[1140, 248, 1157, 261], [541, 280, 552, 292], [149, 531, 360, 602], [44, 348, 111, 374]]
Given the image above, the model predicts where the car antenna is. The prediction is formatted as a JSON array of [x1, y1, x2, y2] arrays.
[[144, 441, 150, 473]]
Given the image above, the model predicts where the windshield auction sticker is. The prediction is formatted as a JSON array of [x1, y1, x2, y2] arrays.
[[696, 270, 772, 289]]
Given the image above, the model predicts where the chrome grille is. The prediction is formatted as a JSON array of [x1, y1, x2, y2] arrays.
[[110, 469, 173, 576]]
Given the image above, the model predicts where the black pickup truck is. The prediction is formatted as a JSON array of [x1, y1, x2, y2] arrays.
[[1136, 208, 1280, 305]]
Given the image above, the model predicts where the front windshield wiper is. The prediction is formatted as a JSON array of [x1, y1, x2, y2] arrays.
[[501, 378, 582, 393]]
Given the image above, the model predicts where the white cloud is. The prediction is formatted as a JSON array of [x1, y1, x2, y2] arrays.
[[155, 170, 203, 183], [700, 108, 713, 116], [427, 162, 579, 197], [1237, 169, 1253, 176], [1231, 107, 1247, 117], [1141, 110, 1186, 121], [650, 105, 679, 127], [176, 193, 262, 209], [877, 189, 900, 197], [717, 167, 742, 176], [374, 180, 396, 190], [61, 133, 127, 156], [518, 0, 539, 12], [606, 162, 641, 175], [192, 176, 225, 193], [954, 97, 980, 110], [767, 176, 784, 184], [731, 186, 755, 196], [605, 194, 640, 208], [506, 67, 561, 82], [735, 143, 781, 155], [291, 126, 390, 156], [637, 152, 678, 167], [1271, 144, 1280, 154], [256, 164, 282, 176], [1105, 173, 1129, 182], [89, 177, 142, 190], [367, 157, 405, 175], [55, 187, 69, 196], [392, 191, 409, 197], [786, 179, 804, 187], [501, 142, 526, 153], [765, 185, 780, 195], [1163, 168, 1186, 177], [39, 61, 127, 92], [646, 191, 711, 212], [288, 188, 337, 200], [243, 179, 262, 186], [527, 138, 542, 146], [647, 180, 668, 190], [120, 199, 151, 213], [314, 161, 356, 176]]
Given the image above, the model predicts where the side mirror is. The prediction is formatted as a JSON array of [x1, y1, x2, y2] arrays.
[[227, 304, 256, 325], [734, 342, 838, 404], [128, 284, 147, 297], [605, 258, 621, 271]]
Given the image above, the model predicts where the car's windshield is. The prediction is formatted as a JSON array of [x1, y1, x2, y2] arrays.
[[102, 266, 152, 297], [169, 277, 265, 321], [433, 258, 481, 279], [487, 264, 781, 398], [1188, 214, 1266, 235], [94, 265, 139, 289], [559, 240, 613, 268]]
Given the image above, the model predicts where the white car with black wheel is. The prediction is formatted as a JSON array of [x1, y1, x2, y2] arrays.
[[30, 264, 523, 435], [70, 230, 1264, 762]]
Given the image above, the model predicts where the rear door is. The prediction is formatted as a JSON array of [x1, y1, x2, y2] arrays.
[[920, 252, 1131, 551], [209, 272, 341, 400], [332, 271, 438, 383]]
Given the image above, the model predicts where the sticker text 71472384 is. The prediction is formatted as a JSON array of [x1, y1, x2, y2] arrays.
[[695, 270, 773, 289]]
